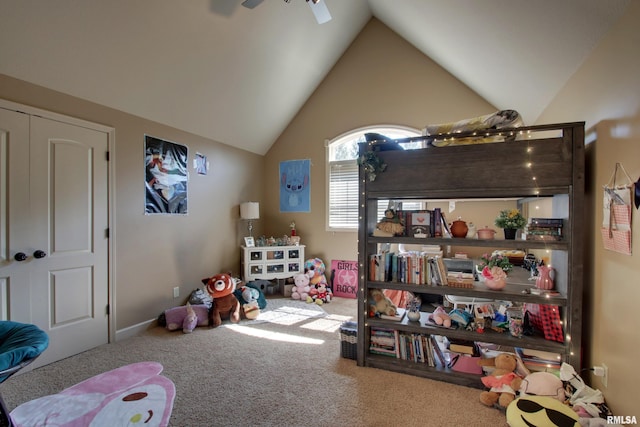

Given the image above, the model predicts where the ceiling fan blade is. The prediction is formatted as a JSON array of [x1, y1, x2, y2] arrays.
[[241, 0, 265, 9], [307, 0, 331, 24]]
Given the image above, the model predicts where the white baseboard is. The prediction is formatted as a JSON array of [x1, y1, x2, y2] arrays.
[[115, 318, 157, 341]]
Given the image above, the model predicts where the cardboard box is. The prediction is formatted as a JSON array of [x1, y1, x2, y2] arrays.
[[282, 284, 294, 298]]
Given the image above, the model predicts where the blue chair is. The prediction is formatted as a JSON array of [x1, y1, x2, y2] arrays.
[[0, 321, 49, 427]]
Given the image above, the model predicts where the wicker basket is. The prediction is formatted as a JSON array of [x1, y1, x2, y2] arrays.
[[340, 321, 357, 360], [446, 278, 475, 288]]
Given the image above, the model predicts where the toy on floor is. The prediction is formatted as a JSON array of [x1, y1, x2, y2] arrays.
[[478, 352, 523, 409], [518, 371, 565, 402], [291, 273, 310, 301], [304, 257, 332, 304], [239, 285, 261, 320], [309, 281, 330, 305], [506, 395, 580, 427], [368, 288, 397, 317], [164, 302, 209, 333], [202, 273, 241, 327]]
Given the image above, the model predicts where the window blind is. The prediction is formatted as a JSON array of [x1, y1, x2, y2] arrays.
[[328, 160, 359, 229]]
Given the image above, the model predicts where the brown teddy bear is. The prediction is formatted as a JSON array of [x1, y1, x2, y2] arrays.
[[478, 353, 523, 408], [202, 273, 241, 328]]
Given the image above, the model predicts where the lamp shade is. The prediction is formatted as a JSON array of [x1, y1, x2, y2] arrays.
[[240, 202, 260, 220]]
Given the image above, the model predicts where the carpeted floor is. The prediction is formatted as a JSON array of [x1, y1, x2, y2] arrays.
[[1, 296, 509, 427]]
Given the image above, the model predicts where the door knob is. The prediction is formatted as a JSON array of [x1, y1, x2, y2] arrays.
[[14, 252, 28, 262], [33, 250, 47, 259]]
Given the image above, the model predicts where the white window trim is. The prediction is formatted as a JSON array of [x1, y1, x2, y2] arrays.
[[325, 124, 421, 232]]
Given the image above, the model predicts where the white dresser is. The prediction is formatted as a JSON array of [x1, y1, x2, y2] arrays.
[[241, 245, 305, 282]]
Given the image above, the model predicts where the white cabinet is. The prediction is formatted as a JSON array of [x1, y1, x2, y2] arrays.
[[241, 245, 305, 282]]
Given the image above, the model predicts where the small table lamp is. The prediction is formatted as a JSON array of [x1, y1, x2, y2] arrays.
[[240, 202, 260, 237]]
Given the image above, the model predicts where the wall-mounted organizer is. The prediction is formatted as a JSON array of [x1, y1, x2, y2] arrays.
[[357, 122, 585, 388]]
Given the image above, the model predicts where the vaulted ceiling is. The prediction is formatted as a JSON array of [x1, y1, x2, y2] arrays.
[[0, 0, 631, 154]]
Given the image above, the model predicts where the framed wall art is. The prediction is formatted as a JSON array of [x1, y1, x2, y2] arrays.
[[145, 135, 188, 215]]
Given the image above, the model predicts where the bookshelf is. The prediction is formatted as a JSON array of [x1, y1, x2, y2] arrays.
[[357, 122, 585, 388]]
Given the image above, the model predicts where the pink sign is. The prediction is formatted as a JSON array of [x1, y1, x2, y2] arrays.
[[330, 260, 358, 299]]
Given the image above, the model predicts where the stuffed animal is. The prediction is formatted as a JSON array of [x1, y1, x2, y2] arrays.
[[478, 353, 523, 408], [308, 282, 331, 305], [304, 257, 332, 303], [202, 273, 241, 327], [429, 306, 451, 328], [291, 273, 310, 300], [239, 285, 261, 320], [164, 302, 209, 333], [506, 395, 580, 427], [519, 371, 565, 402], [368, 288, 397, 317]]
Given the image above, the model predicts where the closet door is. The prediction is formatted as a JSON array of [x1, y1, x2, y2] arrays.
[[0, 107, 110, 368], [0, 108, 31, 320]]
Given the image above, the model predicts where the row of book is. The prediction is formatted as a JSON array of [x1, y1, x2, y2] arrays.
[[369, 251, 474, 287], [524, 218, 564, 241], [369, 251, 441, 284], [369, 328, 449, 367], [370, 329, 564, 375]]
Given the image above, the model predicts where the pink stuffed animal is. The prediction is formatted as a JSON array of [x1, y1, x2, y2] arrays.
[[429, 306, 452, 328], [291, 273, 310, 300]]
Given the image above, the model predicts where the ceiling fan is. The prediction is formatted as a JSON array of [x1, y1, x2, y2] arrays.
[[241, 0, 332, 24]]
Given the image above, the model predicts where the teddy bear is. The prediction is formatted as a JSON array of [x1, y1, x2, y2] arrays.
[[478, 353, 523, 409], [291, 273, 310, 300], [304, 257, 332, 303], [202, 273, 241, 327], [368, 288, 397, 317], [163, 302, 209, 333]]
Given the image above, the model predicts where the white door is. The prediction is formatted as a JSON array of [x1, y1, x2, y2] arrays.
[[0, 106, 110, 368]]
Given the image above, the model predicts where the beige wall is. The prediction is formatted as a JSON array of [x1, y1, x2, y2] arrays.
[[537, 2, 640, 416], [264, 18, 496, 263], [0, 74, 264, 331]]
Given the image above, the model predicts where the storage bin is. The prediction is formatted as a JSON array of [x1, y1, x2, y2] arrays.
[[340, 321, 357, 360]]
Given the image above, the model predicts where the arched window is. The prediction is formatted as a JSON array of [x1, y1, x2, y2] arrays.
[[326, 125, 422, 231]]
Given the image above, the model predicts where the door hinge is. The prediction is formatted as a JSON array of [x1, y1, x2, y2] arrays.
[[105, 228, 109, 238], [106, 304, 110, 315], [106, 151, 110, 161]]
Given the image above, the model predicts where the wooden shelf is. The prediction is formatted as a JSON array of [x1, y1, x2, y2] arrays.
[[356, 122, 585, 386]]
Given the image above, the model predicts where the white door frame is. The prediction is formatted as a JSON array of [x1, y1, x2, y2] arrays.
[[0, 98, 116, 344]]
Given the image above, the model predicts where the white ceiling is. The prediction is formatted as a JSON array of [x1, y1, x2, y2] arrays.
[[0, 0, 631, 155]]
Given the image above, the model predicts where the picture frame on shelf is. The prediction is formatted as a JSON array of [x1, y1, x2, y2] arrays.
[[244, 236, 255, 247]]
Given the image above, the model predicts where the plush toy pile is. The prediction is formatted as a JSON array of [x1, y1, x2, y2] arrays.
[[303, 258, 333, 305], [478, 353, 615, 427], [161, 273, 268, 333]]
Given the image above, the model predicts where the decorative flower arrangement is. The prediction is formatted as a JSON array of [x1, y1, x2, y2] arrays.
[[494, 209, 527, 230], [481, 265, 508, 281], [478, 252, 513, 272]]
